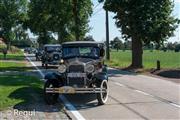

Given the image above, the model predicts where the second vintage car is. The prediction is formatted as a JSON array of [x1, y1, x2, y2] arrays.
[[44, 41, 109, 105], [41, 44, 62, 68]]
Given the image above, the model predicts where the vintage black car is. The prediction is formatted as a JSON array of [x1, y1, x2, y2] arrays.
[[35, 48, 43, 61], [44, 41, 108, 105], [41, 44, 62, 68], [24, 47, 36, 54]]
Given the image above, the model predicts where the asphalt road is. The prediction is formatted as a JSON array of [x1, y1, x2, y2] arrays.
[[26, 54, 180, 120]]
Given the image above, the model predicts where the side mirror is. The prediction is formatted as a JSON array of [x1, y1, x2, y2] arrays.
[[100, 49, 105, 57]]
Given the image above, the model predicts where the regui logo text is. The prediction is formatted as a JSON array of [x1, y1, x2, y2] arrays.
[[13, 109, 36, 116]]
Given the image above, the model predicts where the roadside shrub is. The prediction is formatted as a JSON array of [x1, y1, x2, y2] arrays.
[[9, 46, 22, 53], [0, 44, 21, 54], [0, 44, 7, 53], [175, 44, 180, 52]]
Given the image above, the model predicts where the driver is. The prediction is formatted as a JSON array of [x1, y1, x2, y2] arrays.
[[90, 47, 98, 57]]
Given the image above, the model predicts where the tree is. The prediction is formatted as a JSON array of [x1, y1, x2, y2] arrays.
[[110, 37, 123, 51], [72, 0, 93, 41], [25, 0, 53, 45], [26, 0, 93, 45], [166, 42, 175, 50], [104, 0, 179, 68], [0, 0, 28, 49], [84, 35, 95, 41], [174, 42, 180, 52]]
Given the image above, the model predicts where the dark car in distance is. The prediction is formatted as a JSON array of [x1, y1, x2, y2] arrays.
[[35, 48, 43, 61], [44, 41, 109, 105], [41, 44, 62, 68]]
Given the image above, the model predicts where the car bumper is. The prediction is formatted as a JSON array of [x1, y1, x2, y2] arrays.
[[45, 61, 60, 65], [45, 86, 106, 94]]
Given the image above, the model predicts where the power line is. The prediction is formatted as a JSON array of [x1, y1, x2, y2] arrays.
[[93, 3, 101, 9], [92, 8, 103, 17]]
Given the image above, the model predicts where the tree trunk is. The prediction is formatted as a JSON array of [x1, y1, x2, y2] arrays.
[[7, 42, 10, 51], [131, 36, 143, 68], [58, 32, 61, 43], [72, 0, 80, 41]]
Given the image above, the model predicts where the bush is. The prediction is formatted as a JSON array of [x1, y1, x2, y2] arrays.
[[174, 44, 180, 52], [9, 46, 22, 53], [0, 44, 7, 53], [0, 44, 21, 54]]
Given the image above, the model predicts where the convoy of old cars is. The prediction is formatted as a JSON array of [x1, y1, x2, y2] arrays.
[[24, 41, 109, 105]]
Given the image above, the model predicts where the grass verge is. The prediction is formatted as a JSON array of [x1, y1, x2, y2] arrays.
[[0, 75, 43, 110], [106, 50, 180, 69], [0, 61, 26, 71], [0, 53, 24, 61]]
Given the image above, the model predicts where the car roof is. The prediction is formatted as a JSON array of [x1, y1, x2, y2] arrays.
[[62, 41, 104, 48], [44, 44, 61, 47]]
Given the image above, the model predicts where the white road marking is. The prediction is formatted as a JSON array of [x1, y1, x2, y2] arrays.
[[169, 103, 180, 108], [24, 53, 85, 120], [24, 53, 44, 78], [60, 95, 86, 120], [134, 90, 152, 96], [114, 82, 125, 87]]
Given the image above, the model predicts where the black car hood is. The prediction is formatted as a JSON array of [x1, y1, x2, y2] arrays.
[[65, 57, 98, 65]]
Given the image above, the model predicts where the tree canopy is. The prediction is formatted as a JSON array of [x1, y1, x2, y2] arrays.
[[25, 0, 93, 45], [0, 0, 28, 49]]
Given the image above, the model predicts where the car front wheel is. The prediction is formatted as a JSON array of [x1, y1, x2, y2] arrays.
[[45, 64, 48, 69], [44, 80, 59, 105], [97, 80, 109, 105]]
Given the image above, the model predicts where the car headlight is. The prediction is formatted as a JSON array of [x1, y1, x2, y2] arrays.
[[58, 64, 66, 73], [85, 64, 94, 73]]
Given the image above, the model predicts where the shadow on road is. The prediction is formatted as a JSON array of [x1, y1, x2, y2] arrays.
[[108, 68, 136, 77], [63, 94, 101, 110], [9, 87, 65, 113]]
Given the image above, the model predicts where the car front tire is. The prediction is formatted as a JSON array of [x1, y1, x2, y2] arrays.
[[44, 80, 59, 105], [97, 80, 109, 105], [45, 64, 48, 69], [42, 63, 44, 67]]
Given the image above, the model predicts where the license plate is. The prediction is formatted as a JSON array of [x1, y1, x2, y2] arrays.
[[59, 86, 75, 94], [67, 73, 86, 78]]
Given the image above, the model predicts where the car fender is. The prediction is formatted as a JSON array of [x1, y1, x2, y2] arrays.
[[44, 72, 62, 80], [94, 72, 108, 81]]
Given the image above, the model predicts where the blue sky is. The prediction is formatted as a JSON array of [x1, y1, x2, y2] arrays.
[[88, 0, 180, 42]]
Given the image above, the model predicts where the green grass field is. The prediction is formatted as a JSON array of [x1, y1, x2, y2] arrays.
[[106, 50, 180, 69], [0, 53, 24, 60], [0, 61, 26, 71], [0, 75, 43, 110], [0, 51, 26, 71]]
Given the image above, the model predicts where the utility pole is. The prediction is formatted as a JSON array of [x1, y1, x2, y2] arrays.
[[106, 10, 110, 60]]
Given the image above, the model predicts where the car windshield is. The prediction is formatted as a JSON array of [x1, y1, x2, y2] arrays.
[[63, 46, 100, 59], [45, 46, 61, 52]]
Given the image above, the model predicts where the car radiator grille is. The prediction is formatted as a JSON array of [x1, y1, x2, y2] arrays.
[[68, 65, 84, 72], [67, 78, 85, 87]]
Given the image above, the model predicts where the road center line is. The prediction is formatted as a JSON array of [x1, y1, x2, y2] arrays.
[[24, 53, 86, 120]]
